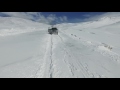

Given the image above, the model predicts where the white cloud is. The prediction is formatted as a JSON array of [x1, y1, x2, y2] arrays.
[[0, 12, 36, 20], [47, 14, 58, 23], [63, 16, 67, 21], [36, 18, 50, 24], [59, 16, 67, 22], [0, 12, 68, 24], [34, 13, 68, 24]]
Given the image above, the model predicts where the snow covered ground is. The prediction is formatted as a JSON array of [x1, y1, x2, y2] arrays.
[[0, 16, 120, 78]]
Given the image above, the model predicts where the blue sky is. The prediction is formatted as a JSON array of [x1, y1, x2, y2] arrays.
[[0, 12, 119, 24], [42, 12, 106, 22], [42, 12, 105, 18]]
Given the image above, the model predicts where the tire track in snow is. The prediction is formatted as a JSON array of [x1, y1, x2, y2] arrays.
[[42, 35, 56, 78], [61, 32, 117, 77], [58, 35, 78, 77], [58, 33, 108, 78], [66, 34, 109, 78], [60, 46, 75, 77], [49, 35, 54, 78], [59, 31, 119, 78], [58, 34, 91, 78], [58, 32, 97, 78], [33, 35, 51, 78], [49, 34, 75, 77]]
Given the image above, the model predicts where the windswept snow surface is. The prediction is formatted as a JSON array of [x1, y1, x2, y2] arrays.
[[0, 16, 120, 78]]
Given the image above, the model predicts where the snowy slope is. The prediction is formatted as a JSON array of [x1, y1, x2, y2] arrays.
[[0, 16, 120, 78], [0, 17, 49, 36], [57, 16, 120, 54]]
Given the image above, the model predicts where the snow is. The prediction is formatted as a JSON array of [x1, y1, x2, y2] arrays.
[[0, 16, 120, 78], [0, 17, 49, 36]]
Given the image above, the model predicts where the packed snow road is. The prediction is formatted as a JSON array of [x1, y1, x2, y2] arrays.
[[0, 30, 120, 78]]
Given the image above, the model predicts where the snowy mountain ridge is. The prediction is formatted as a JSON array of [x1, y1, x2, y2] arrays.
[[57, 15, 120, 30]]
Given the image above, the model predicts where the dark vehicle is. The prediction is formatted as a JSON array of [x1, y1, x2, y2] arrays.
[[48, 26, 58, 35]]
